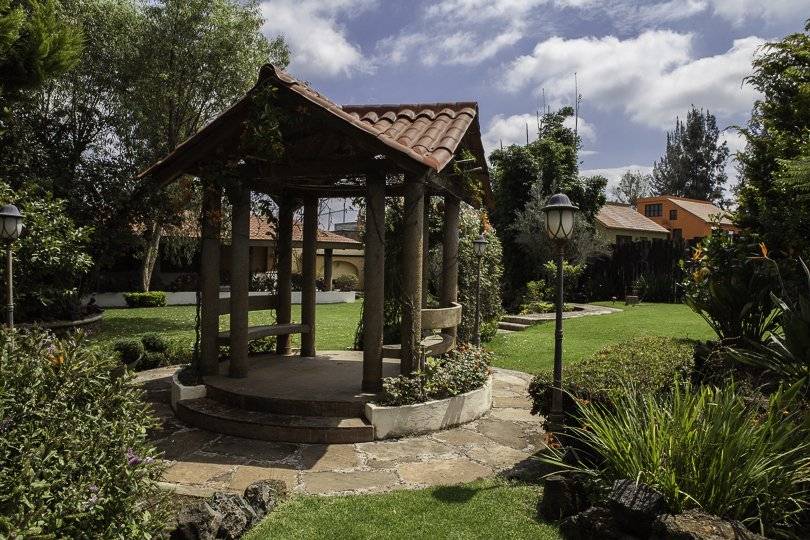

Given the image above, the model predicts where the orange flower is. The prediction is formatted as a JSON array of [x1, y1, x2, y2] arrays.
[[759, 242, 769, 259], [49, 353, 65, 367], [691, 246, 703, 261]]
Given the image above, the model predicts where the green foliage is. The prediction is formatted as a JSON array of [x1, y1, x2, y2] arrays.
[[113, 338, 143, 365], [519, 277, 575, 313], [729, 258, 810, 389], [333, 274, 358, 291], [651, 106, 729, 203], [0, 329, 168, 536], [123, 291, 166, 308], [681, 230, 779, 343], [546, 381, 810, 538], [0, 0, 82, 109], [141, 332, 168, 353], [0, 182, 92, 322], [737, 21, 810, 256], [378, 346, 492, 406], [528, 336, 695, 417], [610, 169, 651, 205]]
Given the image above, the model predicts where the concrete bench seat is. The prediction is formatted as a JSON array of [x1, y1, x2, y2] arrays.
[[382, 332, 455, 359], [216, 323, 310, 345]]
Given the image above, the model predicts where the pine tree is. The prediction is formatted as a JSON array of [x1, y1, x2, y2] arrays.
[[651, 107, 729, 203]]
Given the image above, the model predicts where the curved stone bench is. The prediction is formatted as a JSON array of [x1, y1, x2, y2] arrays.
[[216, 294, 309, 345], [382, 302, 462, 359]]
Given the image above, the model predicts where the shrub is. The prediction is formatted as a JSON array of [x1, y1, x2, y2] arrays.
[[168, 273, 198, 292], [123, 291, 167, 308], [681, 231, 779, 344], [0, 329, 168, 536], [333, 274, 358, 291], [378, 345, 492, 406], [113, 338, 144, 365], [528, 336, 695, 417], [141, 332, 169, 353], [250, 271, 276, 292], [545, 381, 810, 538]]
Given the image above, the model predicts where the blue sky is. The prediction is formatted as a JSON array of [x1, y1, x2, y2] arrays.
[[258, 0, 807, 222]]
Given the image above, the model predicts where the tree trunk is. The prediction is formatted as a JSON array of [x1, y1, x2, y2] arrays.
[[140, 220, 163, 292]]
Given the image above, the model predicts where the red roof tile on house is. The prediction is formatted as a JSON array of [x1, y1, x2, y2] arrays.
[[596, 203, 670, 234], [248, 215, 360, 246], [665, 197, 734, 225]]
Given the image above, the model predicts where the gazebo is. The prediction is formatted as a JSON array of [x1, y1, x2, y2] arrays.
[[139, 65, 493, 443]]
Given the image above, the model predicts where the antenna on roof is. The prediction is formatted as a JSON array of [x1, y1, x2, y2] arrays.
[[525, 122, 529, 145], [500, 139, 503, 150]]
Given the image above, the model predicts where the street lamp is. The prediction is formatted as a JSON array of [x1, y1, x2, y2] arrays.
[[541, 193, 578, 433], [0, 204, 24, 328], [472, 233, 488, 347]]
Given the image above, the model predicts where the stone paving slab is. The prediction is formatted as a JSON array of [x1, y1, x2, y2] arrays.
[[138, 367, 546, 496]]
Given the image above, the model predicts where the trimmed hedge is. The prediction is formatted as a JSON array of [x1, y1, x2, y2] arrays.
[[528, 336, 695, 417], [123, 291, 167, 308]]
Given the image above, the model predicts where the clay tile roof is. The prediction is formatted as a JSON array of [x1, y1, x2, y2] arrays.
[[596, 203, 670, 234], [666, 197, 733, 225], [248, 215, 360, 246]]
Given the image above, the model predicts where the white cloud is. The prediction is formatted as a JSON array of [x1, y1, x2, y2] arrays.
[[481, 112, 596, 158], [580, 164, 654, 191], [261, 0, 374, 77], [379, 27, 523, 67], [709, 0, 808, 26], [502, 31, 763, 129], [720, 129, 747, 187]]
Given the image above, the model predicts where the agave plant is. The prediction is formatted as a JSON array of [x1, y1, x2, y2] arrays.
[[730, 258, 810, 389]]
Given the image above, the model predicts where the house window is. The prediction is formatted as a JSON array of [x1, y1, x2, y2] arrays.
[[669, 209, 678, 220], [616, 235, 632, 246], [644, 203, 662, 217]]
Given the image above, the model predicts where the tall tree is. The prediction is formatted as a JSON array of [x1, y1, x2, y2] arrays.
[[611, 170, 651, 206], [737, 21, 810, 256], [651, 107, 729, 203]]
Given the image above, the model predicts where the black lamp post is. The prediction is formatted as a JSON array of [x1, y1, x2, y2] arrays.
[[0, 204, 23, 328], [541, 193, 578, 433], [472, 233, 488, 347]]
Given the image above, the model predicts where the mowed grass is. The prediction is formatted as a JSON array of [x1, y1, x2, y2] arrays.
[[92, 302, 362, 351], [486, 301, 715, 374], [245, 478, 559, 540]]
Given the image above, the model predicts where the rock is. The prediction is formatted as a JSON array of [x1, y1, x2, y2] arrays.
[[607, 479, 668, 537], [172, 500, 223, 540], [560, 506, 638, 540], [209, 492, 258, 539], [243, 479, 287, 517], [539, 474, 589, 521], [651, 510, 768, 540]]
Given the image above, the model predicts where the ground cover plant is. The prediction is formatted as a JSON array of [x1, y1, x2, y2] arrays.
[[546, 381, 810, 538], [0, 329, 168, 537], [245, 477, 559, 540]]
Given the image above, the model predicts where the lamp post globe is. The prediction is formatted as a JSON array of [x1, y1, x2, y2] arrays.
[[541, 193, 578, 435], [0, 204, 23, 328], [472, 234, 488, 347]]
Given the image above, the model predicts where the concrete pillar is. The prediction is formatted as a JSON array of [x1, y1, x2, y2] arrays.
[[228, 185, 250, 378], [323, 248, 334, 291], [422, 195, 430, 308], [200, 182, 222, 376], [301, 195, 318, 357], [440, 196, 460, 339], [400, 172, 425, 375], [362, 174, 386, 392], [276, 195, 294, 355]]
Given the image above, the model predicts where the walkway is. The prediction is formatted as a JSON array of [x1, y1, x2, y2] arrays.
[[498, 303, 622, 332], [137, 367, 546, 497]]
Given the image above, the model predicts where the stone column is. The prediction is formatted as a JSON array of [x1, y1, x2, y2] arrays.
[[229, 185, 250, 378], [300, 195, 318, 357], [276, 195, 294, 355], [422, 195, 430, 308], [362, 174, 386, 392], [400, 172, 425, 375], [323, 248, 334, 291], [440, 195, 460, 339], [200, 182, 222, 376]]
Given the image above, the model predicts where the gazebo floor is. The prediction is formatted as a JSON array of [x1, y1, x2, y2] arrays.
[[175, 351, 401, 444]]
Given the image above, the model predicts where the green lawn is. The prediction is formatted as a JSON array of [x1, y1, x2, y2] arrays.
[[93, 302, 362, 351], [246, 478, 559, 540], [486, 302, 715, 374]]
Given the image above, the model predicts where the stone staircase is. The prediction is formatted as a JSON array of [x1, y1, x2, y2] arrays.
[[497, 314, 541, 332]]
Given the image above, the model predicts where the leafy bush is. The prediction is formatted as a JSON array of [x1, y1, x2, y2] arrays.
[[378, 346, 492, 406], [681, 231, 778, 344], [114, 338, 144, 365], [141, 332, 169, 353], [250, 271, 276, 292], [123, 291, 167, 308], [219, 335, 277, 359], [528, 336, 695, 417], [0, 329, 168, 536], [333, 274, 358, 291], [545, 381, 810, 538], [0, 183, 93, 322], [167, 273, 198, 292]]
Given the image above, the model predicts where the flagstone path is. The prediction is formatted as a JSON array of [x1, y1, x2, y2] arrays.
[[137, 366, 546, 497]]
